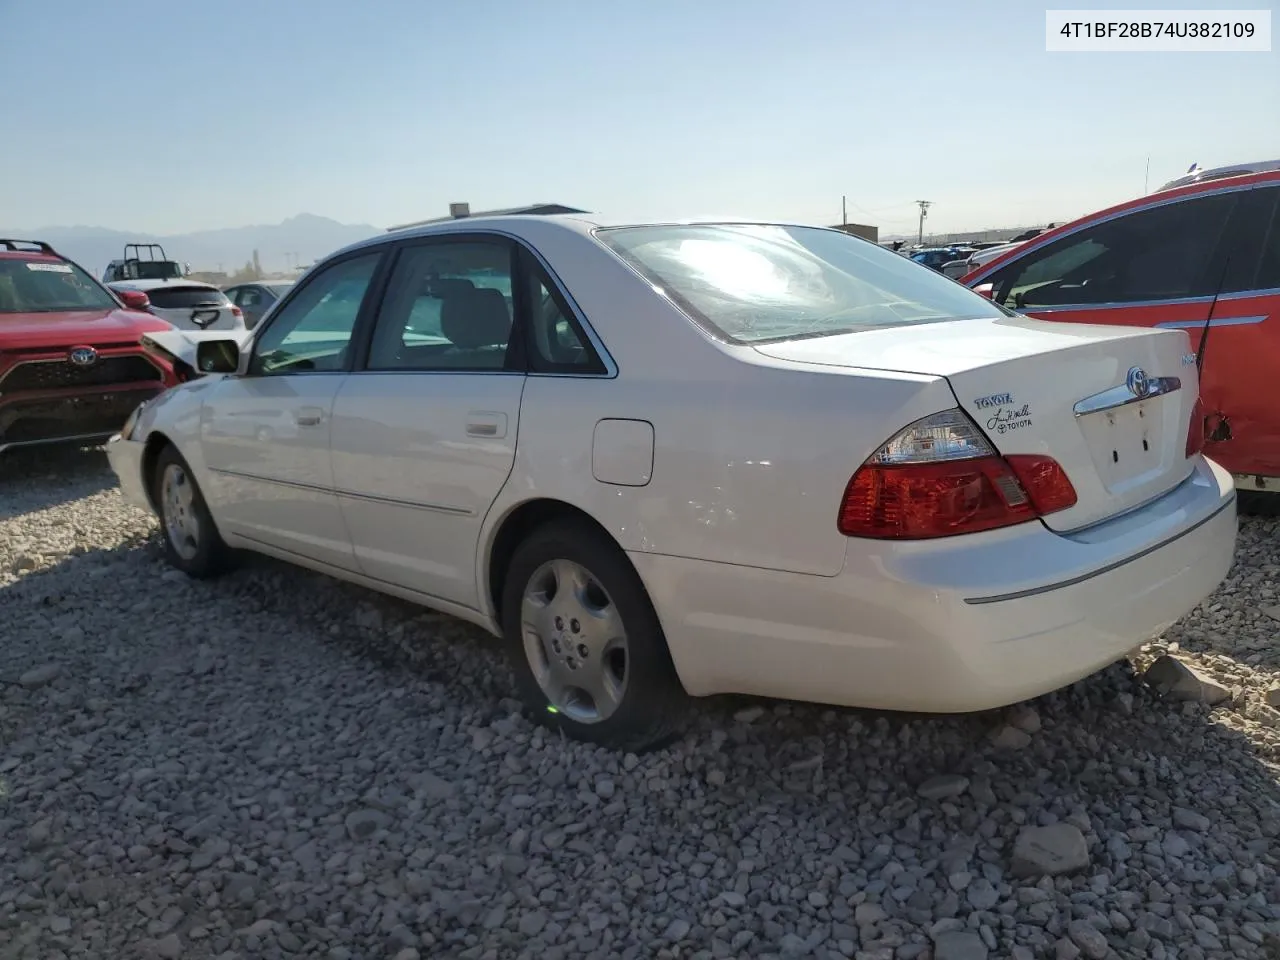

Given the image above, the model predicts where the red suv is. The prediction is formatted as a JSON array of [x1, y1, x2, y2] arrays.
[[0, 239, 179, 455], [964, 164, 1280, 488]]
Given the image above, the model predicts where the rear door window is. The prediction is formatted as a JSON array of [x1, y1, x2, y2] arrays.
[[986, 191, 1238, 309]]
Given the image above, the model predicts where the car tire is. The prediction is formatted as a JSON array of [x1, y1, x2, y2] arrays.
[[152, 444, 234, 579], [501, 520, 689, 752]]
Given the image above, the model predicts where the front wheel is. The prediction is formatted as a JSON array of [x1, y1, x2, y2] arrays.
[[501, 521, 689, 752], [151, 445, 234, 579]]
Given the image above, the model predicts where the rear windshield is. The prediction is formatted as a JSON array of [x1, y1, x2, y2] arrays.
[[0, 258, 117, 313], [144, 286, 231, 309], [265, 283, 293, 297], [598, 224, 1011, 344]]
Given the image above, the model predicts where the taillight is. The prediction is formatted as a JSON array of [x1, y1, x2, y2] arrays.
[[837, 409, 1077, 540], [231, 305, 243, 318], [1186, 397, 1205, 458]]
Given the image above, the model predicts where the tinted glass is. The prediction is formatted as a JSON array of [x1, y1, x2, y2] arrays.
[[145, 286, 230, 309], [598, 224, 1010, 344], [367, 241, 513, 371], [250, 254, 379, 375], [986, 192, 1237, 309], [0, 258, 116, 312]]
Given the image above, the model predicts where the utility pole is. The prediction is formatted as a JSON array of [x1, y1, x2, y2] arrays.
[[842, 195, 847, 227], [915, 200, 932, 245], [1144, 156, 1151, 194]]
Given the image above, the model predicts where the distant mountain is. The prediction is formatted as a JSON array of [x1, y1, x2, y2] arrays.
[[1, 214, 382, 276]]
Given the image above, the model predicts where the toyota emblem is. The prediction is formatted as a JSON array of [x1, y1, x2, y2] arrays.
[[1125, 366, 1150, 399], [68, 346, 99, 368]]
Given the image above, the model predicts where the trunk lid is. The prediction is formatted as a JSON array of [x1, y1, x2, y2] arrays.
[[754, 315, 1200, 532]]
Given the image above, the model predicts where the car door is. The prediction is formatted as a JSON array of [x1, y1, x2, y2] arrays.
[[327, 235, 530, 608], [975, 185, 1279, 475], [198, 250, 386, 569]]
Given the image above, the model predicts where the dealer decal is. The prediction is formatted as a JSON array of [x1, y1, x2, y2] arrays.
[[26, 262, 72, 273], [988, 403, 1034, 435]]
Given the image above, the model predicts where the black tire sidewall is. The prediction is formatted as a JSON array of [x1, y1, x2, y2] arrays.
[[500, 521, 687, 750], [152, 446, 228, 578]]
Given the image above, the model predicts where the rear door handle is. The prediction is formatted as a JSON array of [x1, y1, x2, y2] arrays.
[[294, 407, 326, 427], [466, 411, 507, 439]]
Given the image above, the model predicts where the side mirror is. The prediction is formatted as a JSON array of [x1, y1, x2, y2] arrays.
[[118, 289, 151, 311], [196, 339, 241, 374], [973, 282, 995, 300]]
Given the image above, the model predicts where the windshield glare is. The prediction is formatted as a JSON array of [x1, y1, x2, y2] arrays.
[[0, 259, 117, 313], [597, 224, 1012, 344]]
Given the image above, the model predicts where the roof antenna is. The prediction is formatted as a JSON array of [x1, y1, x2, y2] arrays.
[[1195, 256, 1231, 375]]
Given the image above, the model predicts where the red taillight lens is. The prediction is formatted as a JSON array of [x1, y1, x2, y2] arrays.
[[1186, 397, 1205, 458], [1004, 454, 1078, 514], [231, 305, 243, 318], [838, 410, 1077, 540]]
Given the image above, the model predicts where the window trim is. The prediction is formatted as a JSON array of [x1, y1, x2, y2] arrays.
[[516, 245, 608, 376], [244, 248, 390, 378], [969, 180, 1267, 311]]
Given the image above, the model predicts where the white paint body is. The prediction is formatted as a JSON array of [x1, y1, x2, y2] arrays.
[[105, 214, 1237, 715]]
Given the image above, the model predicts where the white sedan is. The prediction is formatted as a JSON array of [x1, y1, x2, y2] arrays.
[[106, 214, 1237, 750]]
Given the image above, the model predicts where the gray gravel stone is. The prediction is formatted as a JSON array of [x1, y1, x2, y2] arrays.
[[3, 449, 1280, 960], [917, 774, 969, 800], [18, 663, 61, 688], [1011, 824, 1090, 877]]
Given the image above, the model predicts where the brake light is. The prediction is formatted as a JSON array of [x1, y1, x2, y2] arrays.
[[838, 409, 1077, 539], [231, 305, 243, 318], [1186, 397, 1205, 458]]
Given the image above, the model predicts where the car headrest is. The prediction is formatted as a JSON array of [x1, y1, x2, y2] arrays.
[[440, 287, 511, 349]]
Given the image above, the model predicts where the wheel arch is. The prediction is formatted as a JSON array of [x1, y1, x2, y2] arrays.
[[140, 430, 176, 512], [483, 498, 628, 630]]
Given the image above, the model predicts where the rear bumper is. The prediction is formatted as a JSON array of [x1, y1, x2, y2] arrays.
[[632, 456, 1237, 712]]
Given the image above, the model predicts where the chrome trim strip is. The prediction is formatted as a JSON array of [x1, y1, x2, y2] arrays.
[[963, 494, 1235, 605], [1016, 296, 1214, 314], [1154, 315, 1267, 330], [334, 487, 472, 516], [967, 179, 1263, 286], [207, 466, 472, 515], [1073, 376, 1180, 417]]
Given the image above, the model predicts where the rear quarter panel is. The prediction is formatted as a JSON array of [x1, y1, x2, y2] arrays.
[[482, 349, 960, 584]]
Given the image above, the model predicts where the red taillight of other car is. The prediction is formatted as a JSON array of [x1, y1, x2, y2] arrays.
[[231, 305, 243, 319], [838, 409, 1078, 540], [1186, 397, 1205, 458]]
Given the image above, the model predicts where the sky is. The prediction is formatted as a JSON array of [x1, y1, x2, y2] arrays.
[[1, 0, 1277, 236]]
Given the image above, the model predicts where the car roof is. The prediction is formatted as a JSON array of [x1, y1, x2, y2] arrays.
[[109, 278, 218, 291], [1157, 159, 1280, 192], [335, 213, 849, 258]]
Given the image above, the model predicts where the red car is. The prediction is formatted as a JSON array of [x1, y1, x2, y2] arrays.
[[964, 162, 1280, 489], [0, 239, 179, 455]]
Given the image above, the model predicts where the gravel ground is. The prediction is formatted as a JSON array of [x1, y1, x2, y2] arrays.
[[2, 447, 1280, 960]]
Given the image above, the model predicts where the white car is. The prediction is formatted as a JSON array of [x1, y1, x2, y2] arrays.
[[107, 278, 247, 332], [105, 215, 1237, 750], [946, 241, 1025, 280]]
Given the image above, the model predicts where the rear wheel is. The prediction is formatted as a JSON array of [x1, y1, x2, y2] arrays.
[[501, 521, 689, 751], [152, 445, 234, 579]]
